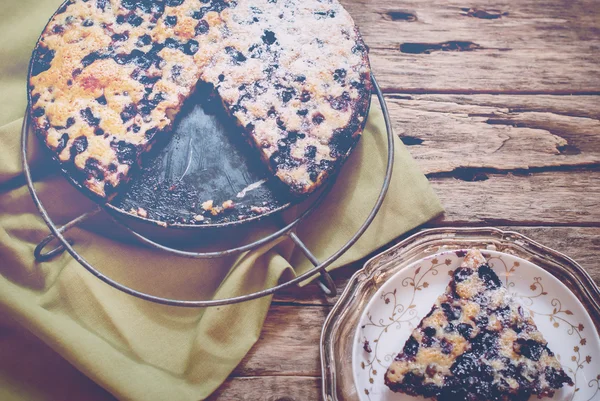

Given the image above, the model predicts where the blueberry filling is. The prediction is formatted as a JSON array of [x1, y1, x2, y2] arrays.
[[453, 267, 474, 283], [80, 107, 100, 126], [225, 46, 247, 64], [195, 19, 209, 35], [304, 146, 317, 159], [85, 158, 104, 180], [112, 32, 129, 42], [514, 339, 546, 361], [55, 133, 69, 154], [137, 34, 152, 47], [456, 323, 473, 339], [440, 338, 453, 355], [111, 140, 137, 165], [32, 45, 55, 76], [423, 327, 437, 337], [261, 30, 276, 45], [70, 136, 88, 159], [312, 113, 325, 125], [401, 336, 419, 359], [333, 68, 346, 82], [165, 15, 177, 26], [120, 104, 137, 122], [478, 264, 502, 289], [441, 302, 461, 321]]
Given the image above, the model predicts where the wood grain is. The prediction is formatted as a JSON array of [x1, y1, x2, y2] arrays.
[[207, 377, 321, 401], [430, 170, 600, 225], [340, 0, 600, 92], [386, 95, 600, 174], [231, 306, 329, 377]]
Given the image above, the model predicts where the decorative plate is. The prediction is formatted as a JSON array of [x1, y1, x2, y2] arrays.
[[321, 228, 600, 401], [353, 250, 600, 400]]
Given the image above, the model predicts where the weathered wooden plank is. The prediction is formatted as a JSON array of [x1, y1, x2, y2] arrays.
[[232, 306, 329, 377], [500, 227, 600, 273], [430, 170, 600, 225], [206, 377, 321, 401], [390, 94, 600, 120], [339, 0, 600, 92], [385, 95, 600, 174]]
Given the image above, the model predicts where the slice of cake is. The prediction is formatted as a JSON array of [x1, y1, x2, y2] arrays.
[[384, 249, 573, 400]]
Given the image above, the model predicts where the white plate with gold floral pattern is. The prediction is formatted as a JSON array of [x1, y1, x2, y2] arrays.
[[351, 249, 600, 401]]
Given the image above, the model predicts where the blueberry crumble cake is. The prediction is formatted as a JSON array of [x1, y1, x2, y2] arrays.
[[384, 249, 573, 401], [28, 0, 372, 200]]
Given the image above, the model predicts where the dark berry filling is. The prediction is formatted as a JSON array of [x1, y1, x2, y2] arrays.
[[225, 46, 247, 64], [514, 339, 546, 361], [85, 158, 104, 180], [165, 15, 177, 27], [111, 140, 138, 165], [121, 104, 137, 122], [80, 107, 100, 126], [401, 336, 419, 359], [478, 264, 502, 289], [423, 327, 437, 337], [441, 302, 461, 321], [195, 20, 209, 35], [55, 133, 69, 154], [70, 136, 88, 159], [456, 323, 473, 339], [261, 30, 277, 45], [32, 45, 55, 76], [454, 267, 474, 283]]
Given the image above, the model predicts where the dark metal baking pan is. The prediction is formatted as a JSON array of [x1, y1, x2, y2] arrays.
[[26, 0, 371, 230]]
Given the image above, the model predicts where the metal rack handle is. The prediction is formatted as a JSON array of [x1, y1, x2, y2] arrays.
[[33, 208, 102, 261]]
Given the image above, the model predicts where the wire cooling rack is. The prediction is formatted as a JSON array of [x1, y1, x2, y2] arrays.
[[21, 76, 394, 307]]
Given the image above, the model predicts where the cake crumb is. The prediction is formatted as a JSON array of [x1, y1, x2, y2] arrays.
[[250, 206, 270, 214], [202, 200, 214, 211]]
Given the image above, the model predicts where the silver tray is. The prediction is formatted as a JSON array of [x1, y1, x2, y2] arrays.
[[320, 227, 600, 400]]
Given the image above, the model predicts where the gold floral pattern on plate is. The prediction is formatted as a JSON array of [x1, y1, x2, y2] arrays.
[[352, 250, 600, 401]]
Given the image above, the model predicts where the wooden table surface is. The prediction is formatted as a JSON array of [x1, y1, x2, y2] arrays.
[[208, 1, 600, 399]]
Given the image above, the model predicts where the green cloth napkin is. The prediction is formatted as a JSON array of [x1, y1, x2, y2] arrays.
[[0, 1, 443, 400]]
